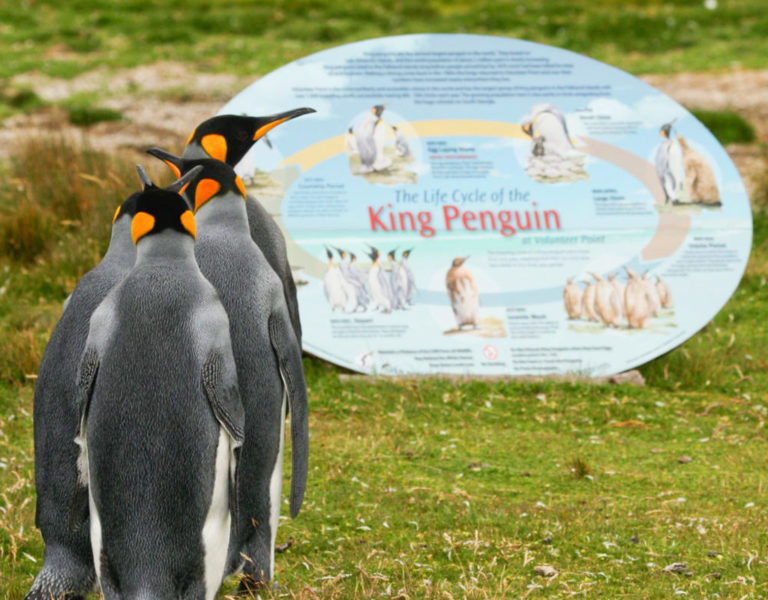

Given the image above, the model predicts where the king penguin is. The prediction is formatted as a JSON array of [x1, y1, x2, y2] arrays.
[[25, 183, 146, 600], [152, 157, 309, 588], [655, 121, 686, 204], [446, 257, 479, 330], [174, 109, 315, 345], [355, 105, 386, 173], [71, 166, 245, 600]]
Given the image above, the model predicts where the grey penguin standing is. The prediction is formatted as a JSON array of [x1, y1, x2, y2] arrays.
[[71, 166, 245, 600], [655, 120, 686, 204], [174, 109, 315, 345], [355, 104, 386, 173], [147, 155, 309, 589], [25, 185, 145, 600]]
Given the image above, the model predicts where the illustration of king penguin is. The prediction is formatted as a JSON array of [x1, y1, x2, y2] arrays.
[[150, 156, 309, 589], [71, 166, 245, 600], [655, 120, 686, 204], [355, 104, 386, 173], [175, 108, 315, 345], [25, 183, 147, 600]]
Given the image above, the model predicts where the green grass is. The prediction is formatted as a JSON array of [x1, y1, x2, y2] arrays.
[[1, 0, 768, 85], [0, 137, 767, 598], [692, 110, 757, 145]]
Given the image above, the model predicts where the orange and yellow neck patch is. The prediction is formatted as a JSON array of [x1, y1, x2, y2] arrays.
[[201, 134, 227, 161], [112, 205, 121, 224], [131, 212, 156, 245], [235, 175, 247, 200], [180, 210, 196, 240], [194, 178, 221, 211]]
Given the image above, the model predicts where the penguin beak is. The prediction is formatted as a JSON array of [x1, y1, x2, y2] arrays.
[[252, 108, 316, 141]]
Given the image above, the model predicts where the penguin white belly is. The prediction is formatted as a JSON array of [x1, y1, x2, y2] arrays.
[[453, 279, 478, 326], [324, 270, 348, 311], [268, 387, 288, 580], [88, 486, 103, 586], [372, 123, 392, 171], [202, 427, 233, 600]]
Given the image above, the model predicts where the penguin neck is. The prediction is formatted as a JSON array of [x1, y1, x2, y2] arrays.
[[102, 218, 137, 267], [135, 231, 197, 267], [195, 193, 249, 235]]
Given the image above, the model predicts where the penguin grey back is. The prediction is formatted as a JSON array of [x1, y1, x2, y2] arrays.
[[26, 192, 139, 600]]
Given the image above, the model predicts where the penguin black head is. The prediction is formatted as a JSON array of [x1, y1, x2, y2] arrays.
[[367, 246, 380, 262], [325, 247, 333, 261], [348, 127, 353, 134], [387, 249, 397, 260], [334, 247, 346, 259], [402, 248, 413, 259], [129, 165, 203, 246], [660, 121, 675, 138], [111, 191, 141, 225], [372, 105, 385, 118], [521, 122, 533, 137], [350, 252, 357, 261], [184, 108, 316, 166], [147, 148, 246, 213]]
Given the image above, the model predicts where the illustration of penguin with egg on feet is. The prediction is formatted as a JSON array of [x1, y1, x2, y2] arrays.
[[176, 108, 315, 346], [70, 166, 246, 600], [25, 174, 149, 600], [355, 104, 387, 173], [145, 153, 309, 591]]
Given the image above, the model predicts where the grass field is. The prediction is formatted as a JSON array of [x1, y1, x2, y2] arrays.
[[1, 2, 768, 598]]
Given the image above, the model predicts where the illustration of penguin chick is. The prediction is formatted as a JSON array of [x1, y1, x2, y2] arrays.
[[676, 134, 721, 206], [323, 247, 354, 311], [72, 166, 245, 600], [641, 271, 661, 316], [178, 108, 315, 345], [563, 277, 583, 319], [581, 278, 598, 322], [25, 183, 145, 600], [520, 104, 576, 158], [655, 120, 686, 204], [446, 257, 479, 329], [177, 159, 309, 588], [591, 272, 621, 327], [392, 125, 412, 158], [355, 104, 387, 173], [624, 267, 652, 329], [367, 246, 393, 313], [607, 272, 624, 317], [655, 275, 674, 308]]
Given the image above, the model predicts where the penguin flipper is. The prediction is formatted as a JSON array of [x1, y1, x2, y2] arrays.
[[202, 351, 245, 527], [268, 310, 309, 519], [69, 346, 100, 532]]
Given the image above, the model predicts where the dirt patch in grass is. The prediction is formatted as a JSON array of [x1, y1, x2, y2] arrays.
[[1, 62, 766, 204]]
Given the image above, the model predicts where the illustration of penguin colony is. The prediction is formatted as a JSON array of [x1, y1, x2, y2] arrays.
[[26, 109, 314, 600], [563, 268, 673, 329], [323, 246, 415, 313]]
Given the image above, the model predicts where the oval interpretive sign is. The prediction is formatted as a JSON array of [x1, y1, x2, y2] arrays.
[[220, 34, 752, 376]]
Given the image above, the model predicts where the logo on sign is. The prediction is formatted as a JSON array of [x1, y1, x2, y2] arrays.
[[483, 345, 499, 361]]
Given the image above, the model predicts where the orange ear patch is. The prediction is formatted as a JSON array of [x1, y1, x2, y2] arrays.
[[186, 128, 196, 145], [201, 134, 227, 161], [164, 160, 181, 178], [112, 205, 121, 224], [131, 211, 155, 245], [235, 175, 246, 200], [194, 178, 221, 211], [253, 117, 290, 141], [180, 210, 196, 240]]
